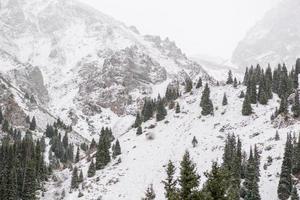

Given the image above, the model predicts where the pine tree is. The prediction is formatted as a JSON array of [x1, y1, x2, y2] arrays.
[[291, 186, 300, 200], [196, 77, 202, 89], [71, 166, 79, 189], [179, 151, 200, 199], [156, 100, 167, 121], [142, 184, 156, 200], [112, 140, 121, 158], [226, 70, 233, 84], [29, 116, 36, 131], [295, 58, 300, 89], [175, 103, 180, 114], [239, 91, 245, 98], [258, 84, 268, 105], [78, 169, 84, 183], [0, 107, 3, 124], [75, 147, 80, 163], [275, 131, 280, 141], [137, 126, 143, 136], [200, 84, 214, 116], [185, 78, 193, 93], [278, 96, 288, 115], [192, 136, 198, 148], [202, 162, 229, 200], [96, 133, 111, 170], [278, 134, 293, 200], [133, 113, 142, 128], [2, 119, 9, 132], [222, 93, 228, 106], [233, 78, 238, 88], [87, 159, 96, 178], [162, 161, 177, 200], [242, 94, 252, 116], [292, 90, 300, 118]]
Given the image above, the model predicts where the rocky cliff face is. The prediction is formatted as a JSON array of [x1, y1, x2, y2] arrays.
[[232, 0, 300, 69], [0, 0, 212, 138]]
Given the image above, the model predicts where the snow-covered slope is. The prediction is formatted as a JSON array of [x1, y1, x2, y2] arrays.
[[232, 0, 300, 69], [42, 83, 293, 200], [0, 0, 212, 141]]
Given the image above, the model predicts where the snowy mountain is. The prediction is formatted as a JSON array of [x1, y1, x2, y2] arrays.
[[0, 0, 212, 139], [232, 0, 300, 69]]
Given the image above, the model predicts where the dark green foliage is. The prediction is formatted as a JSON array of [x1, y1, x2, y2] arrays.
[[202, 162, 229, 200], [242, 94, 252, 116], [96, 130, 111, 170], [136, 126, 143, 136], [291, 186, 299, 200], [75, 147, 80, 163], [165, 86, 180, 102], [133, 113, 142, 128], [278, 96, 288, 115], [278, 134, 293, 200], [2, 119, 9, 132], [292, 90, 300, 118], [179, 151, 200, 199], [142, 99, 155, 122], [233, 78, 238, 88], [142, 184, 156, 200], [200, 84, 214, 116], [112, 140, 121, 158], [185, 78, 193, 93], [175, 103, 180, 114], [275, 131, 280, 141], [226, 70, 233, 84], [196, 77, 202, 89], [87, 159, 96, 178], [71, 166, 79, 190], [258, 83, 268, 105], [239, 91, 245, 98], [222, 93, 228, 106], [90, 138, 97, 150], [192, 136, 198, 148], [29, 116, 36, 131], [0, 108, 3, 124], [78, 169, 83, 183], [156, 99, 167, 121], [162, 161, 178, 200], [295, 58, 300, 89]]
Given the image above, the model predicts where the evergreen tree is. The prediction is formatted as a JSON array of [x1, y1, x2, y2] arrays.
[[137, 126, 143, 136], [0, 107, 3, 124], [278, 134, 293, 200], [156, 100, 167, 121], [202, 162, 229, 200], [133, 113, 142, 128], [142, 99, 154, 122], [222, 93, 228, 106], [233, 78, 238, 88], [162, 161, 178, 200], [275, 131, 280, 141], [295, 58, 300, 89], [179, 151, 200, 200], [71, 166, 79, 190], [192, 136, 198, 148], [226, 70, 233, 84], [292, 90, 300, 118], [291, 186, 300, 200], [96, 132, 111, 170], [75, 147, 80, 163], [112, 140, 121, 158], [242, 94, 252, 116], [185, 78, 193, 93], [2, 119, 9, 132], [200, 84, 214, 116], [278, 96, 288, 115], [78, 169, 84, 183], [90, 138, 97, 150], [142, 184, 156, 200], [196, 78, 202, 89], [239, 91, 245, 98], [29, 116, 36, 131], [87, 159, 96, 178], [258, 84, 268, 105], [175, 103, 180, 114]]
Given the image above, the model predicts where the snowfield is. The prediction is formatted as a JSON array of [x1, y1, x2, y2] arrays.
[[43, 84, 293, 200]]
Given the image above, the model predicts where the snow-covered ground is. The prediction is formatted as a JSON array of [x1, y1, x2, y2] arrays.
[[43, 84, 292, 200]]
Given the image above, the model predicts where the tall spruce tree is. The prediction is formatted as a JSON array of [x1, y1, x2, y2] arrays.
[[179, 151, 200, 200], [96, 132, 111, 170], [29, 116, 36, 131], [196, 77, 202, 89], [242, 94, 252, 116], [87, 159, 96, 178], [142, 184, 156, 200], [292, 90, 300, 118], [112, 140, 121, 158], [162, 161, 178, 200], [222, 93, 228, 106], [71, 166, 79, 190], [156, 100, 167, 121], [200, 84, 214, 116], [291, 186, 300, 200], [226, 70, 233, 84]]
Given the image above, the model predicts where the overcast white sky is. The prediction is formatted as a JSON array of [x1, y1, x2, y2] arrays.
[[84, 0, 281, 59]]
